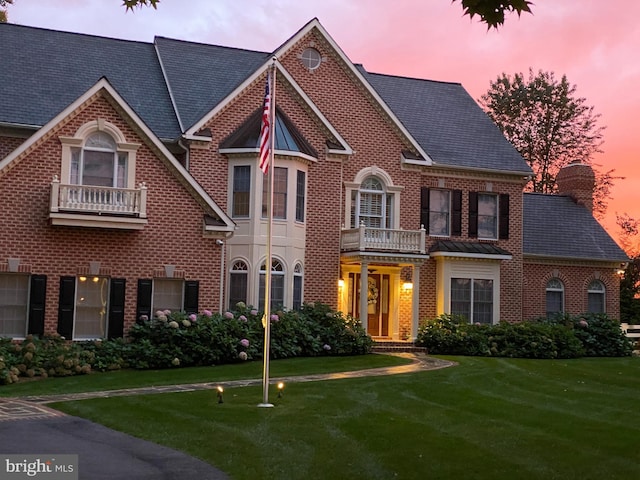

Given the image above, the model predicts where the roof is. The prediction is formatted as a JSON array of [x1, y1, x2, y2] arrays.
[[361, 69, 532, 174], [523, 193, 628, 262], [0, 23, 180, 140], [0, 21, 530, 176], [154, 36, 268, 132], [430, 241, 512, 259]]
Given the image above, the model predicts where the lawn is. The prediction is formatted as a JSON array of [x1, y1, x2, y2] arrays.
[[44, 355, 640, 480]]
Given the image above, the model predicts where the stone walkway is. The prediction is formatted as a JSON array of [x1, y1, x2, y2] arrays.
[[0, 353, 455, 421]]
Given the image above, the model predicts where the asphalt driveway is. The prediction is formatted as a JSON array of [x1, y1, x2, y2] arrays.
[[1, 415, 229, 480]]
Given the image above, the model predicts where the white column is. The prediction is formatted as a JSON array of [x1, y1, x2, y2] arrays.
[[360, 261, 369, 333], [411, 264, 421, 341]]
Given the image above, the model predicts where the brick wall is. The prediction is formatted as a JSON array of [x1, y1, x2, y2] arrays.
[[0, 93, 221, 335]]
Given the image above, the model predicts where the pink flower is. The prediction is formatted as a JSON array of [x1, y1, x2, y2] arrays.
[[203, 309, 213, 317], [163, 309, 172, 316], [240, 338, 250, 348], [323, 344, 331, 351], [188, 313, 197, 322], [239, 315, 247, 322], [270, 314, 279, 322], [250, 309, 258, 316], [579, 319, 588, 328], [224, 311, 234, 319]]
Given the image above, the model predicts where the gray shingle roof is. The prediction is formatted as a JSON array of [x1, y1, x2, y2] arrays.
[[360, 68, 532, 174], [430, 240, 512, 256], [524, 193, 627, 261], [154, 37, 268, 132], [0, 23, 180, 140]]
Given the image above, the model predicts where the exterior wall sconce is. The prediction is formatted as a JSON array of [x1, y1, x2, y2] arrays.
[[402, 282, 413, 290], [338, 279, 345, 288]]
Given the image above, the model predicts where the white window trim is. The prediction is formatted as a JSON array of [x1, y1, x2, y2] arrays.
[[59, 119, 139, 188]]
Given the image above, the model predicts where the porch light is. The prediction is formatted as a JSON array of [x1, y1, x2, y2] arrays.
[[79, 276, 87, 282], [217, 385, 224, 404], [402, 282, 413, 290], [338, 279, 345, 288], [277, 382, 285, 398]]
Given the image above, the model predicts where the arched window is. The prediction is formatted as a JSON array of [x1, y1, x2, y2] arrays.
[[293, 263, 303, 310], [351, 176, 393, 228], [229, 260, 248, 309], [71, 132, 127, 188], [259, 259, 285, 310], [587, 280, 605, 313], [546, 278, 564, 318]]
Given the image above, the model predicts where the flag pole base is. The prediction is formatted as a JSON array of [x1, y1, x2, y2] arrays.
[[257, 403, 274, 408]]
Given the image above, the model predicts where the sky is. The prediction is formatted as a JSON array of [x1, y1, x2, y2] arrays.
[[6, 0, 640, 242]]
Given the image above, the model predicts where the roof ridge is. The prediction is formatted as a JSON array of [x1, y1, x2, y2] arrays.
[[1, 21, 152, 46]]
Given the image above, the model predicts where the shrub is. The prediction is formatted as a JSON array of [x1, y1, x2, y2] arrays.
[[415, 313, 629, 359]]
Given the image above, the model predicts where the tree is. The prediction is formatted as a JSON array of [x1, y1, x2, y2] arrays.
[[617, 213, 640, 322], [452, 0, 533, 29], [0, 0, 13, 23], [479, 69, 616, 219]]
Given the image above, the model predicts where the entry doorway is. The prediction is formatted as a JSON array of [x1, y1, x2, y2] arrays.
[[348, 273, 390, 337]]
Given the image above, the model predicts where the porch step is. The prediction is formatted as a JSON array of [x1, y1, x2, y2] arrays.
[[371, 341, 428, 354]]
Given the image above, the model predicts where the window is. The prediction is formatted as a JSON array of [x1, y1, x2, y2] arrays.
[[429, 189, 450, 236], [153, 279, 184, 313], [74, 276, 109, 339], [587, 280, 605, 313], [451, 278, 494, 324], [296, 170, 306, 222], [71, 132, 127, 188], [351, 176, 393, 228], [478, 193, 498, 240], [232, 166, 251, 217], [546, 278, 564, 318], [293, 263, 303, 310], [262, 167, 287, 219], [301, 47, 322, 70], [229, 260, 248, 309], [259, 259, 285, 310], [0, 274, 29, 337]]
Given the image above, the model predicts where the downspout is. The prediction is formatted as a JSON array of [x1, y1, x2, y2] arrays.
[[177, 137, 190, 170]]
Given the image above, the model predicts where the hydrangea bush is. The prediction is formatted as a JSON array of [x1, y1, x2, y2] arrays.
[[1, 302, 372, 383], [416, 313, 632, 359]]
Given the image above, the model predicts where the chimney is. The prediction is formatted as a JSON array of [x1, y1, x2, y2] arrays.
[[556, 162, 595, 212]]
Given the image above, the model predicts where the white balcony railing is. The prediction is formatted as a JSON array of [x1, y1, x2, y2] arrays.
[[50, 177, 147, 217], [341, 222, 426, 254]]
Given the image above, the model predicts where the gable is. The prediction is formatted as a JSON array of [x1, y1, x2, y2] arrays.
[[0, 78, 234, 233]]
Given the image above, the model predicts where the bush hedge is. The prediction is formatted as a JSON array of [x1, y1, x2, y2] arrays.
[[416, 313, 633, 359], [0, 302, 372, 385]]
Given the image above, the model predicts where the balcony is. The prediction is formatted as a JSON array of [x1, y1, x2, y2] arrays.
[[341, 223, 426, 254], [49, 177, 148, 230]]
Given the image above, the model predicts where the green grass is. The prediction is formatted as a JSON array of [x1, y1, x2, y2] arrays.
[[0, 353, 410, 397], [49, 356, 640, 480]]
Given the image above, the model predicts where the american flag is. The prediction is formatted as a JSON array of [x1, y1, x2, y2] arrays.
[[258, 73, 271, 174]]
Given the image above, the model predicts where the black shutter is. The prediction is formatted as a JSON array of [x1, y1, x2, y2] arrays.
[[27, 275, 47, 336], [57, 276, 75, 339], [468, 191, 478, 238], [108, 278, 126, 338], [136, 279, 153, 322], [499, 194, 510, 240], [452, 190, 462, 237], [184, 280, 199, 315], [420, 187, 430, 233]]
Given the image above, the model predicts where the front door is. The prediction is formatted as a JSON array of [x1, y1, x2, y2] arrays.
[[349, 273, 390, 337]]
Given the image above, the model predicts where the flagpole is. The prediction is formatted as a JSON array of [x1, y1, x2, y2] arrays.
[[259, 58, 277, 408]]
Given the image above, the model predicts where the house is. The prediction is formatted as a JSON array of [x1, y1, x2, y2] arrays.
[[0, 19, 628, 341]]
